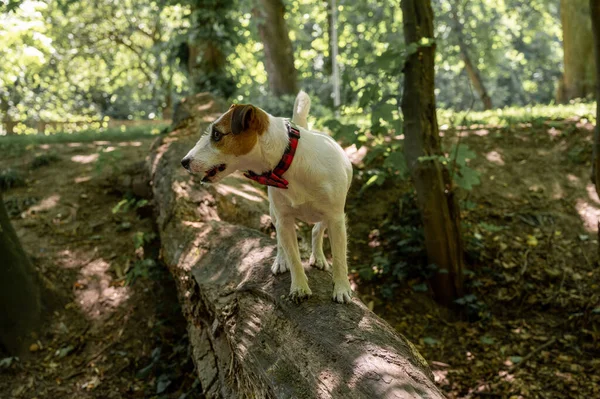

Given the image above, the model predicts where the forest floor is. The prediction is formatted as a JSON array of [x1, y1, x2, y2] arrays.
[[0, 113, 599, 398]]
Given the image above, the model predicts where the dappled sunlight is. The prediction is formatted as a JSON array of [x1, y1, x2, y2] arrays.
[[71, 153, 99, 164], [347, 351, 423, 395], [178, 222, 215, 271], [215, 183, 267, 203], [485, 150, 504, 165], [233, 237, 270, 273], [92, 140, 111, 146], [118, 141, 143, 147], [25, 194, 60, 215], [74, 175, 92, 183], [567, 174, 581, 185], [575, 198, 600, 232], [75, 257, 130, 319], [236, 310, 265, 360], [67, 142, 83, 148], [345, 144, 368, 165], [547, 127, 562, 138], [586, 183, 600, 205], [551, 181, 565, 200]]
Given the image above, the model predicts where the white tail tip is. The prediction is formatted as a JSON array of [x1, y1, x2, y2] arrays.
[[292, 90, 311, 129]]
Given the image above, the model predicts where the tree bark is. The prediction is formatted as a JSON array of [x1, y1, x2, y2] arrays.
[[254, 0, 299, 97], [0, 192, 41, 354], [558, 0, 595, 102], [149, 93, 445, 398], [590, 0, 600, 202], [449, 1, 492, 110], [401, 0, 465, 306]]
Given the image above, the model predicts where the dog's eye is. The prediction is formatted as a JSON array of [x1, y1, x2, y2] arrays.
[[211, 127, 223, 142]]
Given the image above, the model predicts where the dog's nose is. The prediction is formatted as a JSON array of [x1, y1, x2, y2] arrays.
[[181, 157, 191, 170]]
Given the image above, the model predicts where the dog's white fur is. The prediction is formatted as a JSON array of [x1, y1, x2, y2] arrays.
[[183, 91, 353, 303]]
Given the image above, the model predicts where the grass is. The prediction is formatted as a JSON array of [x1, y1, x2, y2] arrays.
[[437, 102, 596, 128], [324, 102, 596, 136], [0, 125, 167, 156]]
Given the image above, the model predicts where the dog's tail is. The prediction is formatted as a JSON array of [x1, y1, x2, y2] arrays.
[[292, 90, 311, 129]]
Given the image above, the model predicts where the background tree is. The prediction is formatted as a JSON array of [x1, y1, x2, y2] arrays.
[[0, 191, 41, 354], [558, 0, 595, 102], [253, 0, 298, 96], [449, 0, 492, 110], [590, 0, 600, 201], [180, 0, 237, 98], [400, 0, 464, 306]]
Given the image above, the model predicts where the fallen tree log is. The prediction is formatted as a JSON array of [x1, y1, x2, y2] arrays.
[[149, 93, 445, 399]]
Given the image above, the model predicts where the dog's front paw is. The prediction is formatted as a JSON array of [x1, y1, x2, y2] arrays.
[[289, 283, 312, 303], [332, 281, 353, 304], [271, 255, 289, 274], [309, 252, 331, 271]]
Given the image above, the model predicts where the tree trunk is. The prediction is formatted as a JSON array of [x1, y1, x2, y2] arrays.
[[330, 0, 341, 112], [449, 1, 492, 110], [558, 0, 595, 102], [590, 0, 600, 202], [254, 0, 299, 97], [0, 192, 41, 354], [150, 93, 446, 398], [401, 0, 465, 306]]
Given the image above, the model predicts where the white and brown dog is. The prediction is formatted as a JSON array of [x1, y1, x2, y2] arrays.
[[181, 91, 353, 303]]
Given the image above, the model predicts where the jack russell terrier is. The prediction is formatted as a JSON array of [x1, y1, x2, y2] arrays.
[[181, 91, 353, 303]]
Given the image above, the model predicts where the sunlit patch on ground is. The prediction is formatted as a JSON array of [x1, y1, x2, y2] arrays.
[[71, 153, 99, 164], [75, 257, 130, 319]]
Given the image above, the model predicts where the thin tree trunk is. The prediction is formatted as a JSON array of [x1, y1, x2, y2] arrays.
[[0, 192, 41, 354], [590, 0, 600, 202], [330, 0, 341, 113], [450, 2, 492, 110], [559, 0, 595, 102], [254, 0, 299, 97], [401, 0, 465, 306]]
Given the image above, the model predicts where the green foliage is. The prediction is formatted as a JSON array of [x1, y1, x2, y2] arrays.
[[30, 153, 60, 169], [94, 148, 123, 176], [112, 198, 149, 214], [0, 168, 25, 191]]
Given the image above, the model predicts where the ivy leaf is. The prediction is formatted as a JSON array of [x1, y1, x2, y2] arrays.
[[454, 166, 480, 191], [383, 151, 409, 178], [480, 336, 495, 345], [450, 144, 477, 167], [423, 337, 439, 346]]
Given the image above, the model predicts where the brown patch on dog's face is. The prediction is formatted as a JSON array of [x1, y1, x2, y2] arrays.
[[210, 104, 269, 156]]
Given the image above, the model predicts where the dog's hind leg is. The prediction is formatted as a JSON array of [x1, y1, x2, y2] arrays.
[[276, 216, 312, 302], [270, 207, 289, 274], [309, 222, 330, 271], [328, 215, 353, 303]]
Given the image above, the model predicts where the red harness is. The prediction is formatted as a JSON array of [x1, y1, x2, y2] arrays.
[[244, 122, 300, 189]]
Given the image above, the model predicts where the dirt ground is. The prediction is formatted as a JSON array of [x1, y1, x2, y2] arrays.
[[0, 138, 202, 398], [345, 118, 600, 398], [1, 115, 599, 398]]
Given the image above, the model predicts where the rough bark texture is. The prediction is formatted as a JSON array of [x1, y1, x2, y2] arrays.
[[449, 2, 492, 110], [254, 0, 299, 97], [558, 0, 595, 102], [401, 0, 465, 306], [149, 93, 445, 398], [591, 0, 600, 200], [0, 192, 41, 354]]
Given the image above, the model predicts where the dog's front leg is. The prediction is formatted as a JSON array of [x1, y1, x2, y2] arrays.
[[328, 215, 353, 303], [276, 216, 312, 302]]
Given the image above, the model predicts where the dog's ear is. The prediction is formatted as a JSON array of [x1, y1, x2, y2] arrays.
[[231, 105, 255, 135]]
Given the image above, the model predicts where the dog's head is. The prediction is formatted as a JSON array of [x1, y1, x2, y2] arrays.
[[181, 104, 269, 183]]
